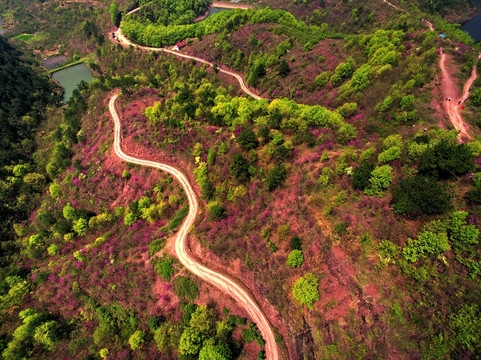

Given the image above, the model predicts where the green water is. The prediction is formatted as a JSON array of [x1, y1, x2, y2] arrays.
[[52, 63, 93, 104], [206, 7, 232, 18]]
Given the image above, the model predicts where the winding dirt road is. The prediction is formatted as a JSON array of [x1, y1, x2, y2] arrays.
[[114, 27, 261, 100], [109, 94, 278, 360]]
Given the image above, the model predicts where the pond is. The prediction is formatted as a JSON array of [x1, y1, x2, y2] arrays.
[[43, 55, 67, 70], [0, 19, 5, 35], [206, 7, 232, 19], [51, 63, 93, 104], [461, 1, 481, 42]]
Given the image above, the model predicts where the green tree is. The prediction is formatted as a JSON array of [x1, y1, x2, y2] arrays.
[[448, 211, 480, 252], [178, 327, 203, 356], [230, 153, 250, 182], [236, 129, 259, 150], [450, 304, 481, 353], [287, 250, 304, 268], [401, 231, 450, 262], [277, 59, 290, 78], [378, 146, 402, 163], [34, 321, 60, 350], [290, 236, 302, 250], [352, 161, 375, 190], [49, 183, 62, 199], [292, 273, 319, 310], [199, 342, 232, 360], [62, 203, 76, 221], [391, 176, 452, 216], [189, 305, 216, 337], [420, 140, 473, 179], [73, 217, 88, 236], [110, 0, 120, 26], [129, 330, 145, 350], [364, 165, 393, 196], [266, 164, 287, 191]]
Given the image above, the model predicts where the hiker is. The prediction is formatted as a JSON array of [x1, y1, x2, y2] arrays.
[[462, 105, 465, 109]]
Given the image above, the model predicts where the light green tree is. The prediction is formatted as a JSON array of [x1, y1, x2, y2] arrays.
[[364, 165, 393, 196], [129, 330, 145, 350], [178, 327, 203, 356], [287, 250, 304, 268], [292, 273, 319, 310]]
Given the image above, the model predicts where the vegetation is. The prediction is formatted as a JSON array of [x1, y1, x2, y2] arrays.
[[2, 0, 481, 359], [292, 273, 319, 310]]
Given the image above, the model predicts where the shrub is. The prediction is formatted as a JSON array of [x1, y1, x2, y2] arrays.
[[448, 211, 480, 252], [450, 304, 481, 353], [334, 221, 348, 235], [34, 321, 60, 350], [168, 207, 188, 231], [292, 273, 319, 310], [121, 170, 131, 179], [189, 305, 216, 336], [277, 59, 290, 77], [314, 72, 330, 88], [154, 255, 176, 281], [392, 175, 452, 216], [287, 250, 304, 268], [266, 164, 287, 191], [379, 240, 400, 262], [208, 202, 226, 219], [173, 276, 199, 301], [141, 202, 167, 223], [466, 184, 481, 204], [149, 238, 166, 256]]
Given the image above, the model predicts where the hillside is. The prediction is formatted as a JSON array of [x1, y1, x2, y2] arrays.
[[1, 0, 481, 359]]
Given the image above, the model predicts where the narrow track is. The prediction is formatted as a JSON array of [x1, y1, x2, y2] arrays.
[[114, 28, 261, 100], [109, 94, 278, 360]]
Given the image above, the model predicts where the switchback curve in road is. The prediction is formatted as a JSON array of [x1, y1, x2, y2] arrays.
[[109, 94, 279, 360], [113, 27, 262, 100]]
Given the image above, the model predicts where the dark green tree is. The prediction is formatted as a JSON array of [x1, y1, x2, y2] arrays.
[[277, 59, 290, 77], [236, 129, 259, 150], [420, 140, 473, 179], [230, 153, 250, 182], [352, 161, 375, 190], [266, 164, 287, 191], [391, 175, 452, 216]]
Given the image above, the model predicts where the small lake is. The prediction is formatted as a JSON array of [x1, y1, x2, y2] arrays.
[[461, 2, 481, 42], [43, 55, 67, 70], [52, 63, 93, 104], [0, 19, 5, 35], [206, 7, 232, 18]]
